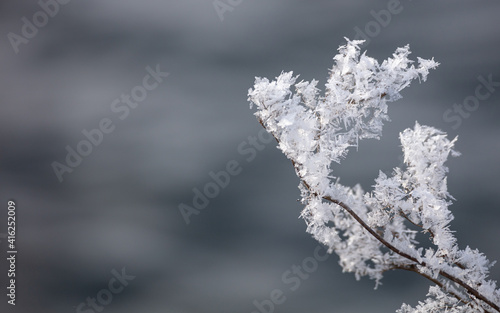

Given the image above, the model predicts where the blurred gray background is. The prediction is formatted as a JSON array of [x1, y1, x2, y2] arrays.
[[0, 1, 499, 312]]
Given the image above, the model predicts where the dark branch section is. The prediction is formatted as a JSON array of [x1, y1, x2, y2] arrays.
[[323, 195, 499, 313]]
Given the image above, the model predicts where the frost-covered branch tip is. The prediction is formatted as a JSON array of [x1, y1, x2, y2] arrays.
[[247, 39, 499, 313]]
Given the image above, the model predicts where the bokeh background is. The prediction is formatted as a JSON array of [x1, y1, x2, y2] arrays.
[[0, 1, 499, 312]]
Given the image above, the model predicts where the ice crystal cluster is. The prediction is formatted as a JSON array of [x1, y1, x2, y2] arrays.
[[247, 39, 500, 312]]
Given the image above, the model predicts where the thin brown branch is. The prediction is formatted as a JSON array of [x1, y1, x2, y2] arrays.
[[394, 265, 479, 310], [398, 210, 467, 272], [321, 195, 500, 313], [323, 195, 421, 262]]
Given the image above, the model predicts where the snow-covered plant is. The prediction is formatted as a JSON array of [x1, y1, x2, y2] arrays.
[[247, 38, 500, 313]]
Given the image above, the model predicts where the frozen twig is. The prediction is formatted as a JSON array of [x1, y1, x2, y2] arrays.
[[247, 39, 500, 313]]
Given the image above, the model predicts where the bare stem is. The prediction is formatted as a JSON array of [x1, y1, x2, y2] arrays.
[[322, 194, 500, 313], [393, 264, 475, 310]]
